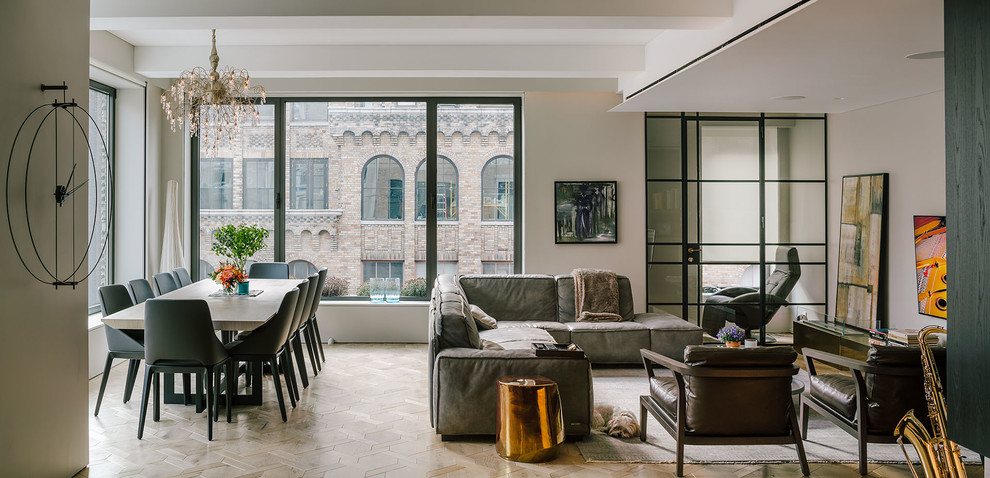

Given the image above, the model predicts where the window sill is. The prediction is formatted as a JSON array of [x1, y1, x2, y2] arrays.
[[321, 299, 428, 306], [88, 312, 104, 332]]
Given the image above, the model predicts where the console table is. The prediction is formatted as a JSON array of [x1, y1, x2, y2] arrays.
[[793, 320, 870, 361]]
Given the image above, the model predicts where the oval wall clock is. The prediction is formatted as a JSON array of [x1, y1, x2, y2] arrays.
[[5, 82, 113, 288]]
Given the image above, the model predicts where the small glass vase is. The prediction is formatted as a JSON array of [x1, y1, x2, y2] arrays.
[[238, 281, 250, 295], [223, 283, 238, 295], [385, 277, 401, 303], [369, 278, 385, 303]]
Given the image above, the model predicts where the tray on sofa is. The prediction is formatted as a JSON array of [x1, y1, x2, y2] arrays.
[[532, 343, 585, 358]]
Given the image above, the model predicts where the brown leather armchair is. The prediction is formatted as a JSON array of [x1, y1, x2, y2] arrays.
[[640, 346, 809, 477], [800, 345, 945, 475]]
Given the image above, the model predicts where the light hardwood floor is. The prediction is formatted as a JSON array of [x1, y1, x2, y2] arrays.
[[77, 344, 983, 477]]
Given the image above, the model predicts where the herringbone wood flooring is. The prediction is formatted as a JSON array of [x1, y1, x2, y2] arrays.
[[75, 344, 983, 477]]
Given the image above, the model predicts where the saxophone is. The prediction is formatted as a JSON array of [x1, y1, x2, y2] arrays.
[[894, 326, 967, 478]]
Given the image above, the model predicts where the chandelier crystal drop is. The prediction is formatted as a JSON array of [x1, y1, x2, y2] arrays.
[[161, 29, 266, 150]]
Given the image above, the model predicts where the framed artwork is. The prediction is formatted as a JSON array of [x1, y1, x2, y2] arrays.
[[554, 181, 617, 244], [914, 215, 947, 318], [835, 173, 888, 330]]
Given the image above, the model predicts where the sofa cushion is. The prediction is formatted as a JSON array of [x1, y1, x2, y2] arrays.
[[459, 274, 559, 322], [495, 321, 570, 344], [566, 321, 649, 363], [479, 327, 555, 350], [470, 304, 497, 330], [810, 373, 857, 421], [556, 275, 635, 322], [433, 274, 480, 350], [635, 312, 704, 360]]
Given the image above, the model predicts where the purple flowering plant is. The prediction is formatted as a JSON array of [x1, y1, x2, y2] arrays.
[[716, 324, 746, 343]]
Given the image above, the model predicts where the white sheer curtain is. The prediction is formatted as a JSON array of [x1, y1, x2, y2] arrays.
[[160, 179, 185, 274]]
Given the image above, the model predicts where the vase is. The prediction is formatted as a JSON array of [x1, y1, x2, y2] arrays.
[[223, 283, 237, 295], [238, 281, 250, 295], [725, 341, 741, 348]]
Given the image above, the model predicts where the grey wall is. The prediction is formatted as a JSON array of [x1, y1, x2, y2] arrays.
[[827, 91, 946, 330], [0, 1, 91, 475]]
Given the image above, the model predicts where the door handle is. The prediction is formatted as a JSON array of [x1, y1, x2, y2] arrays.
[[687, 247, 702, 253]]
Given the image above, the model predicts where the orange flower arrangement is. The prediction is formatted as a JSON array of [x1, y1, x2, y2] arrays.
[[210, 263, 247, 291]]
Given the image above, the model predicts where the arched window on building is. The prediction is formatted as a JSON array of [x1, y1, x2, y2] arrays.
[[288, 259, 318, 279], [481, 156, 514, 221], [415, 156, 458, 221], [362, 156, 404, 220]]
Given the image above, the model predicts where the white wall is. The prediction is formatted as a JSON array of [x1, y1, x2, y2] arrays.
[[827, 91, 945, 330], [0, 1, 90, 475], [523, 92, 646, 310]]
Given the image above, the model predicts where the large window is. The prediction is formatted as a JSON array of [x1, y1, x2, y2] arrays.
[[290, 158, 328, 209], [416, 156, 458, 221], [88, 82, 114, 311], [243, 158, 275, 209], [200, 158, 233, 209], [195, 99, 521, 298], [362, 156, 404, 220], [482, 156, 514, 221]]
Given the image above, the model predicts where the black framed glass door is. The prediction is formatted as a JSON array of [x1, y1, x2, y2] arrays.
[[646, 113, 827, 343]]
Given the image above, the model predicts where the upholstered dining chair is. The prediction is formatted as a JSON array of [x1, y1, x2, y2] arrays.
[[307, 267, 328, 363], [248, 262, 290, 279], [138, 299, 230, 440], [281, 278, 309, 402], [172, 267, 193, 287], [95, 285, 144, 416], [801, 345, 945, 475], [291, 274, 321, 386], [152, 272, 179, 296], [224, 288, 299, 422], [128, 278, 155, 304], [640, 346, 808, 477], [297, 272, 322, 374]]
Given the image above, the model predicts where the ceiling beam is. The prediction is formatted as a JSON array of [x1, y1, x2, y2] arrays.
[[134, 44, 644, 79], [92, 0, 732, 30]]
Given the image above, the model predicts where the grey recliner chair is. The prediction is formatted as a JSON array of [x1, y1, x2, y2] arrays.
[[701, 246, 801, 339]]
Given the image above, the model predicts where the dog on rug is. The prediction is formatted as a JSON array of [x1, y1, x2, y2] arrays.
[[591, 404, 640, 438]]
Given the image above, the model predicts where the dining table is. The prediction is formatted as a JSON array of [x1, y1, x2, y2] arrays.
[[102, 278, 306, 408]]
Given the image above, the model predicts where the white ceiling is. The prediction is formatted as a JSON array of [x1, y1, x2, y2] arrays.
[[90, 0, 945, 113]]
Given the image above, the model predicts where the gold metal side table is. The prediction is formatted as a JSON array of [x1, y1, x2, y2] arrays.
[[495, 376, 564, 462]]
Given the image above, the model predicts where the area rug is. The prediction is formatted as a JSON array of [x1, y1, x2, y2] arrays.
[[579, 371, 983, 464]]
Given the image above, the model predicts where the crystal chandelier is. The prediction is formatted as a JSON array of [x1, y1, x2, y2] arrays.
[[161, 29, 266, 149]]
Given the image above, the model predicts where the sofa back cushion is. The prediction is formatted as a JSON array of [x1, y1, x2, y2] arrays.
[[431, 275, 480, 350], [555, 275, 634, 322], [458, 274, 558, 322]]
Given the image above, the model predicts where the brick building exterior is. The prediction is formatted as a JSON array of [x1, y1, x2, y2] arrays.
[[199, 102, 515, 295]]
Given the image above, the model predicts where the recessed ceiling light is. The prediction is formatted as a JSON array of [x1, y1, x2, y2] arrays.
[[770, 95, 806, 101], [906, 50, 944, 60]]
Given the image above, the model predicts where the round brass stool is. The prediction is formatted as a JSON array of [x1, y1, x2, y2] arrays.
[[496, 376, 564, 462]]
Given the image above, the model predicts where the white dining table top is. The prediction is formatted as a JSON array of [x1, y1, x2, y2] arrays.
[[101, 278, 306, 331]]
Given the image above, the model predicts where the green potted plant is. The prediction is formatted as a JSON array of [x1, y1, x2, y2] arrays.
[[210, 224, 269, 293]]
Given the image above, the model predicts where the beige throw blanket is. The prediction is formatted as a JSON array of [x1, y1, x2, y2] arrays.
[[573, 268, 622, 322]]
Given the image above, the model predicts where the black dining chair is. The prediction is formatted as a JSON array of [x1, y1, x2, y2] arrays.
[[248, 262, 290, 279], [152, 272, 179, 296], [224, 288, 300, 422], [95, 285, 144, 416], [128, 278, 155, 304], [297, 273, 322, 374], [172, 267, 193, 287], [138, 299, 230, 440], [291, 274, 320, 387], [307, 267, 328, 363], [281, 278, 309, 403]]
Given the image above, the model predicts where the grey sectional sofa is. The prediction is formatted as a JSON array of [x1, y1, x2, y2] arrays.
[[429, 273, 702, 439]]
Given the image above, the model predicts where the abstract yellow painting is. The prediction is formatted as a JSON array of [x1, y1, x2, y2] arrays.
[[914, 215, 947, 318]]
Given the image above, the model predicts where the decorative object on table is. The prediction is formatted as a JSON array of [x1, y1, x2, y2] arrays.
[[238, 281, 250, 295], [496, 376, 565, 462], [573, 268, 621, 322], [384, 277, 401, 303], [5, 82, 112, 288], [210, 263, 246, 295], [161, 29, 266, 151], [532, 343, 584, 358], [743, 338, 758, 348], [913, 215, 947, 319], [210, 224, 269, 272], [591, 404, 640, 438], [716, 324, 746, 347], [835, 173, 888, 330], [894, 326, 967, 478], [369, 277, 385, 303], [554, 181, 617, 243]]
